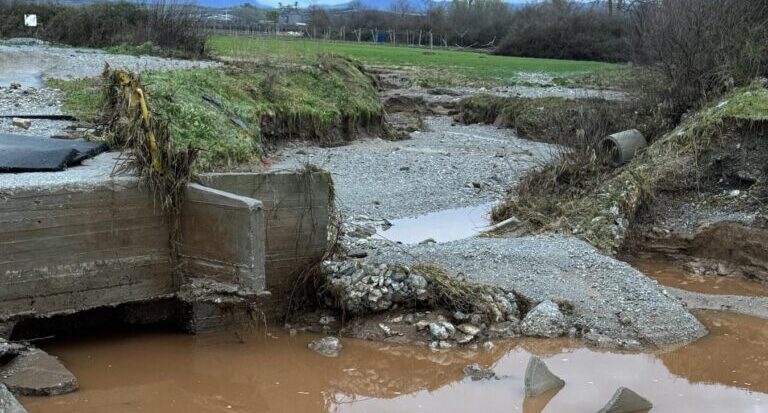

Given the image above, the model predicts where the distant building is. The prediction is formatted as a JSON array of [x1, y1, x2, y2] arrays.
[[277, 2, 306, 25]]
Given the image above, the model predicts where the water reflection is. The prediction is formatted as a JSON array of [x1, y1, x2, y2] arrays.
[[19, 311, 768, 413], [375, 203, 494, 244]]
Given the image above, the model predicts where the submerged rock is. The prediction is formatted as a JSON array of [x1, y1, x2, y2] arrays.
[[521, 300, 568, 338], [308, 336, 343, 357], [463, 363, 496, 381], [524, 356, 565, 397], [598, 387, 653, 413]]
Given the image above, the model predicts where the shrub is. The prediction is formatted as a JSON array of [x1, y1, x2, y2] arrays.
[[0, 0, 208, 58], [495, 1, 629, 62], [629, 0, 768, 121]]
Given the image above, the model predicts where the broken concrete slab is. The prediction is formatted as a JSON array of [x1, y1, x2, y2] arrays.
[[524, 356, 564, 397], [0, 349, 78, 396], [0, 384, 28, 413], [598, 387, 653, 413]]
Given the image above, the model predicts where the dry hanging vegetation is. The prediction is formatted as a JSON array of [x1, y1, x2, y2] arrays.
[[100, 67, 198, 246], [473, 0, 768, 252]]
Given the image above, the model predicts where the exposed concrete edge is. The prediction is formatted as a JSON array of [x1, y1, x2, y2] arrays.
[[0, 294, 177, 324], [0, 175, 139, 194]]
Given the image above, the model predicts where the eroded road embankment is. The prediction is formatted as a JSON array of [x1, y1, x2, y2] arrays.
[[273, 110, 706, 349]]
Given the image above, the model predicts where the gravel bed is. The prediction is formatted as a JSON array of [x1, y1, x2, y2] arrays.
[[272, 116, 558, 219], [0, 44, 218, 82], [366, 234, 708, 348]]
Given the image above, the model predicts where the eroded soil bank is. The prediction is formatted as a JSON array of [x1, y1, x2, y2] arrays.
[[19, 310, 768, 413]]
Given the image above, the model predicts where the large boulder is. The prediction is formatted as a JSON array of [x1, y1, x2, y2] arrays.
[[521, 300, 568, 338]]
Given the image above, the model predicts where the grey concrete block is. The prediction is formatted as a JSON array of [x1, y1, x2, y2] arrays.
[[524, 356, 565, 397], [0, 383, 28, 413], [598, 387, 653, 413], [179, 184, 265, 292]]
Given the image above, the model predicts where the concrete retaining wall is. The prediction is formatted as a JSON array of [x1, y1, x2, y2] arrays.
[[179, 184, 265, 292], [0, 179, 175, 319], [1, 170, 331, 328], [200, 171, 332, 317]]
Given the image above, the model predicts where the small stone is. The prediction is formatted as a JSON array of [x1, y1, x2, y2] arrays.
[[428, 321, 455, 340], [487, 320, 520, 339], [378, 323, 394, 337], [11, 118, 31, 130], [347, 249, 368, 258], [308, 336, 343, 357], [9, 82, 21, 89], [418, 238, 437, 245], [453, 311, 469, 321], [437, 340, 453, 349], [524, 356, 565, 397], [403, 313, 415, 324], [318, 315, 336, 326], [415, 320, 430, 331], [454, 333, 475, 344], [457, 323, 481, 336], [399, 166, 410, 171], [463, 363, 496, 381], [482, 341, 495, 351], [598, 387, 653, 413]]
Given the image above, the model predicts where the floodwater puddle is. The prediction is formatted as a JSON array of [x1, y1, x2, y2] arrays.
[[20, 311, 768, 413], [375, 202, 494, 244], [0, 67, 44, 89], [626, 255, 768, 296]]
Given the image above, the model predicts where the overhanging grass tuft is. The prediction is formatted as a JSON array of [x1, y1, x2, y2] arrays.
[[50, 55, 383, 171]]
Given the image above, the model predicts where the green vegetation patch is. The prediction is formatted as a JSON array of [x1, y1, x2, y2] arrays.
[[50, 55, 382, 171], [456, 94, 644, 144], [209, 37, 614, 86]]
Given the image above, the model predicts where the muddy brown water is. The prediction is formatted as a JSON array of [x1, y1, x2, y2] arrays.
[[19, 311, 768, 413], [626, 256, 768, 297]]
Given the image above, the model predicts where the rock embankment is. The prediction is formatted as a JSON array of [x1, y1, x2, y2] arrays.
[[320, 260, 583, 349]]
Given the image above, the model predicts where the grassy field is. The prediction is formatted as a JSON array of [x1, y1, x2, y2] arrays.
[[209, 36, 615, 86]]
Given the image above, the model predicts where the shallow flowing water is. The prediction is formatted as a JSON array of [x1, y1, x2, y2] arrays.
[[20, 311, 768, 413], [374, 203, 494, 244], [625, 256, 768, 296]]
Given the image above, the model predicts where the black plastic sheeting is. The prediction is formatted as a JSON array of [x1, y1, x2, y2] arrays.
[[0, 134, 108, 173]]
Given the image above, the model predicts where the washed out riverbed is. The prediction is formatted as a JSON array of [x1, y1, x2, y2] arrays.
[[19, 310, 768, 413]]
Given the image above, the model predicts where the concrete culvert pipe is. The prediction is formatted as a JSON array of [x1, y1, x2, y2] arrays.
[[600, 129, 647, 167]]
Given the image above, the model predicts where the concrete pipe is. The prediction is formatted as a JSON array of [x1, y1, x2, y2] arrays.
[[600, 129, 647, 167]]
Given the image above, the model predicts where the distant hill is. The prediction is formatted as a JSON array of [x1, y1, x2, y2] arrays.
[[192, 0, 530, 10]]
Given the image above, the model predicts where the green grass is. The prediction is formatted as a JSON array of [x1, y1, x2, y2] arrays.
[[209, 36, 615, 86], [51, 55, 382, 171]]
